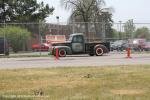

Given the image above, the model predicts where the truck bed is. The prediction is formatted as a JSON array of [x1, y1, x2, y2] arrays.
[[85, 42, 110, 53]]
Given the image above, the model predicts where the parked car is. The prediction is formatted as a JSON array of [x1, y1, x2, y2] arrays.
[[110, 40, 128, 51], [128, 39, 146, 51], [32, 43, 50, 51], [0, 37, 9, 55], [143, 42, 150, 51]]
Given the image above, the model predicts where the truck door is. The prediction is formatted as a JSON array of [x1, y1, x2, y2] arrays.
[[72, 35, 84, 53]]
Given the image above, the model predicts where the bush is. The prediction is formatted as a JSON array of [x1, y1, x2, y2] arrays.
[[0, 26, 31, 53]]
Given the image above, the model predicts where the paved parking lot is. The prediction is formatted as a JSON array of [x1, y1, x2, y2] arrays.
[[0, 52, 150, 69]]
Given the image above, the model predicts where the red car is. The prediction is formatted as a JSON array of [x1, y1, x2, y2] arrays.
[[32, 43, 50, 51]]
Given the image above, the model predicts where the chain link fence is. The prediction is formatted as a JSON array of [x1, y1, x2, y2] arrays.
[[0, 22, 150, 55]]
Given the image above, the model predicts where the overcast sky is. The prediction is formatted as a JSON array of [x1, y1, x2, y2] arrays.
[[37, 0, 150, 24]]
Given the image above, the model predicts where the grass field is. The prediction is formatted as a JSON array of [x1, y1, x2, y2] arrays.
[[0, 65, 150, 100]]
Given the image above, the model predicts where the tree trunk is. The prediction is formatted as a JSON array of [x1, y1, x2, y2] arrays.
[[84, 22, 89, 41]]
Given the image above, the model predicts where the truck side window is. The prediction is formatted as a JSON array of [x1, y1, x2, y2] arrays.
[[73, 36, 83, 43]]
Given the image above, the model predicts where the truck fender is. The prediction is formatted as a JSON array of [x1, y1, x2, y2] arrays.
[[94, 44, 109, 56], [53, 46, 72, 56]]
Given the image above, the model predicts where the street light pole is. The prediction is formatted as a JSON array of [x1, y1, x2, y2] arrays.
[[56, 16, 59, 35], [119, 21, 122, 40]]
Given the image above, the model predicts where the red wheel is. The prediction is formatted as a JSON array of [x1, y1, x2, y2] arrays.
[[95, 47, 103, 56], [59, 49, 66, 57]]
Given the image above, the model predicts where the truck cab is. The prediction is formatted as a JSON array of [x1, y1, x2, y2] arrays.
[[68, 33, 85, 53], [51, 33, 110, 57]]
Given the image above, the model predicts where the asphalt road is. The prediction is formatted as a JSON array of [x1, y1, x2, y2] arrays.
[[0, 52, 150, 69]]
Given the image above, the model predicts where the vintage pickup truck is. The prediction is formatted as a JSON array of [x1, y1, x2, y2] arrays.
[[51, 33, 110, 57]]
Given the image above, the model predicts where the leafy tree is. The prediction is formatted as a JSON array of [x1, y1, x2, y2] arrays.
[[61, 0, 113, 39], [0, 0, 54, 23], [135, 27, 150, 39], [0, 26, 31, 52], [124, 19, 135, 39]]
